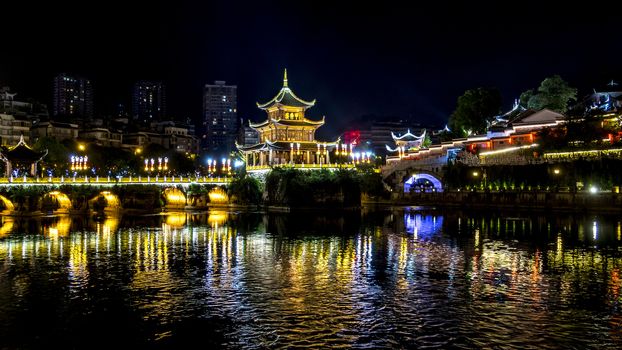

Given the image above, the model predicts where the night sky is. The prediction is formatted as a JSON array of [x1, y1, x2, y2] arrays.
[[2, 1, 621, 136]]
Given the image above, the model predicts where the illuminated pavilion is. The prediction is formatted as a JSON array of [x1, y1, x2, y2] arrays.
[[385, 129, 427, 157], [0, 135, 47, 177], [238, 69, 344, 171]]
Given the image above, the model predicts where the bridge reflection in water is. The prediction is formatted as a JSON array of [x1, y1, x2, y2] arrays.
[[0, 210, 621, 348]]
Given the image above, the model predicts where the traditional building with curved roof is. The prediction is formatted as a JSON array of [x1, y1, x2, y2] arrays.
[[238, 70, 343, 171], [0, 135, 47, 177]]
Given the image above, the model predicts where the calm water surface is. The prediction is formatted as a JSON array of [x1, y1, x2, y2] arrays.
[[1, 208, 622, 349]]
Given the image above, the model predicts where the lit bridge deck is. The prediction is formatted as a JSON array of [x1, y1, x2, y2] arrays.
[[0, 176, 231, 187]]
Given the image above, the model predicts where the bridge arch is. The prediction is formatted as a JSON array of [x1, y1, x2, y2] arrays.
[[42, 191, 72, 213], [404, 173, 443, 193], [0, 195, 15, 212], [89, 191, 122, 212], [208, 187, 229, 205], [163, 187, 187, 208]]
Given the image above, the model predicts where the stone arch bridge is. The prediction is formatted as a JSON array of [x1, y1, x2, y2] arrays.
[[0, 181, 229, 215], [381, 156, 447, 194]]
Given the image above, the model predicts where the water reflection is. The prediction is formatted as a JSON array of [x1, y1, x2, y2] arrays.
[[0, 210, 621, 348]]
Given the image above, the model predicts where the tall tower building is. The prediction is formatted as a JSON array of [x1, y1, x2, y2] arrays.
[[52, 73, 94, 119], [132, 81, 166, 124], [202, 80, 238, 155]]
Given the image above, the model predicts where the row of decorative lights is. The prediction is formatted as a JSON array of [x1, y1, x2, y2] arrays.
[[144, 157, 169, 172], [70, 156, 88, 171], [207, 158, 232, 175]]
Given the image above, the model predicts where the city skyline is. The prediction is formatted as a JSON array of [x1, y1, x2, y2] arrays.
[[1, 2, 622, 135]]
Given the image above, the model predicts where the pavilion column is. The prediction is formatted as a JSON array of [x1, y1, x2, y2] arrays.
[[31, 162, 37, 177], [326, 150, 330, 164], [5, 161, 11, 178], [306, 151, 310, 164], [269, 149, 273, 165]]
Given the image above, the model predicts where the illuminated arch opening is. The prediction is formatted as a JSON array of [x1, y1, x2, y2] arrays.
[[43, 191, 72, 213], [0, 195, 15, 211], [208, 187, 229, 204], [404, 173, 443, 193], [89, 191, 122, 211], [164, 188, 186, 207]]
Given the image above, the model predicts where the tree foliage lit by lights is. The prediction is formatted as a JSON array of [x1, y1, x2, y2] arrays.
[[448, 87, 502, 137], [520, 75, 577, 113]]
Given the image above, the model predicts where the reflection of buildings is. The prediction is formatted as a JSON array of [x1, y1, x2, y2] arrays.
[[403, 212, 443, 239], [0, 217, 13, 238], [44, 215, 72, 238], [207, 211, 228, 227], [0, 212, 621, 349]]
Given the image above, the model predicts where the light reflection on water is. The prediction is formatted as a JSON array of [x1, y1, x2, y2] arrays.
[[0, 210, 621, 348]]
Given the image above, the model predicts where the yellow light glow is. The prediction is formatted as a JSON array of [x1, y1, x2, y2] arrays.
[[164, 188, 186, 206], [0, 217, 14, 238], [78, 144, 85, 151], [208, 211, 228, 226], [208, 188, 229, 204], [0, 195, 15, 211], [479, 143, 539, 157], [45, 215, 71, 238], [47, 191, 72, 211], [165, 212, 187, 228]]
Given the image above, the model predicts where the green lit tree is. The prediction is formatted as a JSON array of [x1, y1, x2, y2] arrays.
[[521, 75, 577, 113], [448, 87, 502, 137]]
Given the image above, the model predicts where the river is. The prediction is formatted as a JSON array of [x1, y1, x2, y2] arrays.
[[0, 208, 621, 349]]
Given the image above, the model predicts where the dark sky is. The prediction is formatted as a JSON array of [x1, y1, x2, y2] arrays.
[[2, 1, 621, 137]]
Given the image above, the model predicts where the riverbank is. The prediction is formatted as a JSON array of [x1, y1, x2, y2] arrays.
[[384, 191, 622, 213]]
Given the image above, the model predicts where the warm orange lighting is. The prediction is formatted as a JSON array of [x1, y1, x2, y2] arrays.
[[208, 187, 229, 204], [165, 212, 187, 228], [208, 211, 228, 226], [164, 188, 186, 206]]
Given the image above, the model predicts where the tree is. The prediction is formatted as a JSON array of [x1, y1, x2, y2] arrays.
[[448, 88, 502, 137], [34, 137, 70, 174], [522, 75, 577, 113]]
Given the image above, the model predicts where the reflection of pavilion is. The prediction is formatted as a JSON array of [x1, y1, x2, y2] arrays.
[[0, 135, 47, 177]]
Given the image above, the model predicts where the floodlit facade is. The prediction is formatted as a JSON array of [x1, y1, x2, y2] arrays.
[[237, 70, 345, 171]]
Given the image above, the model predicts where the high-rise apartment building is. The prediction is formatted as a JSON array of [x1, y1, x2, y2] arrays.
[[202, 80, 237, 155], [52, 73, 93, 119], [132, 81, 166, 124]]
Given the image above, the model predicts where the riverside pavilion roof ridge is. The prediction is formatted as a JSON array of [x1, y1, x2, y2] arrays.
[[1, 135, 48, 162], [256, 69, 316, 109], [249, 116, 325, 129], [391, 129, 426, 141]]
